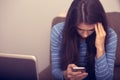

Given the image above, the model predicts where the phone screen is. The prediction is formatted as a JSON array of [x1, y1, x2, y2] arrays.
[[72, 67, 86, 72]]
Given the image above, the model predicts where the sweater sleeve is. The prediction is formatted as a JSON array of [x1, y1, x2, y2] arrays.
[[95, 28, 117, 80], [50, 22, 64, 80]]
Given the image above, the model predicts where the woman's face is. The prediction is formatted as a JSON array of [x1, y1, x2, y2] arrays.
[[77, 23, 95, 39]]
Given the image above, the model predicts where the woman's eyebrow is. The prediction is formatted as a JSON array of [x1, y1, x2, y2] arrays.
[[88, 29, 95, 31], [77, 28, 95, 31]]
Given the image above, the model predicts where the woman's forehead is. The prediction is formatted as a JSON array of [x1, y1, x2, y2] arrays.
[[78, 23, 95, 29]]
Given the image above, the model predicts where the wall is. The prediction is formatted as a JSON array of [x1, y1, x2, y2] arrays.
[[0, 0, 119, 73], [0, 0, 72, 72], [100, 0, 120, 12]]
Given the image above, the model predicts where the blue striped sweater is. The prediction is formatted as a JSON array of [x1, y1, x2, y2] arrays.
[[50, 22, 117, 80]]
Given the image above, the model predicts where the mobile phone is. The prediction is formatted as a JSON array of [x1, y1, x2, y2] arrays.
[[72, 67, 86, 72]]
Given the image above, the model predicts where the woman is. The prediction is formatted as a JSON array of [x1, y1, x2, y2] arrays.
[[51, 0, 117, 80]]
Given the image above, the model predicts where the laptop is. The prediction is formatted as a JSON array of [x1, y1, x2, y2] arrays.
[[0, 53, 38, 80]]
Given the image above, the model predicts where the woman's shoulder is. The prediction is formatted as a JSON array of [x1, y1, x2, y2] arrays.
[[52, 22, 65, 31], [107, 27, 117, 42], [51, 22, 65, 37], [108, 27, 117, 38]]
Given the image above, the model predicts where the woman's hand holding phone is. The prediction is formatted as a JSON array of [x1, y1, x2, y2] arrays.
[[64, 64, 88, 80]]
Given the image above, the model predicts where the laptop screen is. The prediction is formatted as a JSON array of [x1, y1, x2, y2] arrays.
[[0, 53, 38, 80]]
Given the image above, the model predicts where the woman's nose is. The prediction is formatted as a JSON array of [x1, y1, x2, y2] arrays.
[[82, 31, 89, 38]]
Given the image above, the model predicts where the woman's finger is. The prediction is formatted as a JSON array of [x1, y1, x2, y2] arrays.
[[99, 23, 104, 35], [71, 71, 82, 76], [67, 64, 78, 79], [99, 23, 106, 36], [95, 24, 99, 35], [75, 72, 88, 80]]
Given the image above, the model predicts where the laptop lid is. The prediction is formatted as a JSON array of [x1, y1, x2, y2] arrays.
[[0, 53, 38, 80]]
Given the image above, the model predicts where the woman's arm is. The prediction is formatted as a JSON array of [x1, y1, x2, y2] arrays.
[[95, 28, 117, 80], [51, 22, 65, 80]]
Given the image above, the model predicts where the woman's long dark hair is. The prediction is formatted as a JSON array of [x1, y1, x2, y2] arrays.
[[60, 0, 108, 79]]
